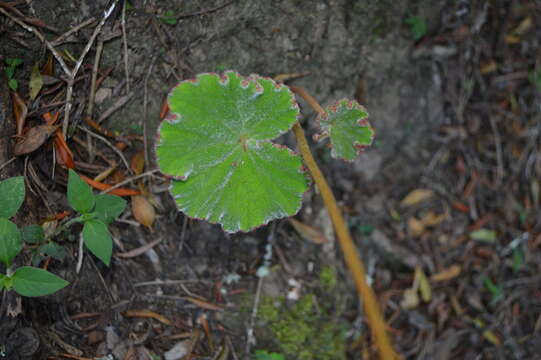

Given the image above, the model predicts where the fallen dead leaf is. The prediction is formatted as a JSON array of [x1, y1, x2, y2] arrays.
[[29, 62, 43, 100], [14, 124, 57, 156], [400, 189, 434, 207], [408, 217, 425, 237], [11, 92, 28, 136], [132, 195, 155, 229], [131, 150, 146, 175], [124, 309, 171, 325], [431, 264, 461, 282], [289, 218, 327, 244], [420, 211, 447, 227]]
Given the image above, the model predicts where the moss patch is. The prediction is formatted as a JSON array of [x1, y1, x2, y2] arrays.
[[257, 291, 346, 360]]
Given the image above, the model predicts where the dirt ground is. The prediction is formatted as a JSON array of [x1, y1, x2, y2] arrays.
[[1, 0, 541, 359]]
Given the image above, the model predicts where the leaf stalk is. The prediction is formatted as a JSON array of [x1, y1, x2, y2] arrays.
[[291, 87, 398, 360]]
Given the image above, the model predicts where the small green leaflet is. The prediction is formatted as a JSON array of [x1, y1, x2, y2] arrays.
[[93, 194, 126, 224], [156, 72, 308, 232], [0, 176, 25, 218], [0, 218, 22, 267], [67, 169, 95, 214], [315, 99, 374, 161], [83, 219, 112, 266], [21, 224, 45, 244], [11, 266, 68, 297]]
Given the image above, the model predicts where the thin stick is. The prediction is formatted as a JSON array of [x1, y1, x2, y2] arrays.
[[77, 125, 131, 173], [98, 169, 160, 195], [62, 0, 118, 137], [51, 17, 97, 46], [0, 7, 70, 76], [121, 0, 130, 93], [289, 85, 325, 116], [291, 87, 397, 359]]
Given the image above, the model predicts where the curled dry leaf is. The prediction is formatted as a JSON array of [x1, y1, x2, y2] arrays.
[[11, 92, 28, 136], [14, 125, 57, 156], [131, 195, 155, 229], [431, 264, 461, 282], [400, 188, 434, 207], [289, 218, 328, 244]]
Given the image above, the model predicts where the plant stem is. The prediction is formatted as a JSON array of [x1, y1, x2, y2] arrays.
[[291, 89, 398, 359]]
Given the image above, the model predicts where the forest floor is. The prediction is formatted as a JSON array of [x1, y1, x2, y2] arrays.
[[1, 1, 540, 359]]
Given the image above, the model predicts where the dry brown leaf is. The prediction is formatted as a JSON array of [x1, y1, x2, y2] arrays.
[[131, 150, 145, 175], [14, 125, 57, 156], [289, 218, 328, 244], [408, 217, 425, 237], [131, 195, 155, 229], [29, 63, 43, 100], [431, 264, 461, 282], [513, 16, 533, 36], [124, 309, 171, 325], [400, 189, 433, 207], [420, 211, 447, 227], [184, 296, 223, 311], [11, 92, 28, 136], [480, 60, 497, 75]]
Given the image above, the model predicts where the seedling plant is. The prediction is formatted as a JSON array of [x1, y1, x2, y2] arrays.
[[0, 170, 126, 297], [155, 71, 398, 358]]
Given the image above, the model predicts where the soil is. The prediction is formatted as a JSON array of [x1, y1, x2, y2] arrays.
[[1, 0, 541, 359]]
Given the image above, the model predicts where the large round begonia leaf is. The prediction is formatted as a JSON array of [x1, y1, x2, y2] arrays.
[[315, 99, 374, 161], [156, 72, 308, 232]]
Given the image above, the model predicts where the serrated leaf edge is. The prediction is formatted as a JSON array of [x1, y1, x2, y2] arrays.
[[155, 71, 301, 181], [314, 98, 374, 162], [168, 142, 310, 233]]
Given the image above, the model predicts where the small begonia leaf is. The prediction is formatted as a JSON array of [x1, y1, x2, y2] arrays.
[[316, 99, 374, 161], [156, 72, 308, 232]]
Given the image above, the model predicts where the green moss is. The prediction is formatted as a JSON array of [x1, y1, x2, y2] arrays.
[[257, 293, 346, 360], [319, 265, 337, 291]]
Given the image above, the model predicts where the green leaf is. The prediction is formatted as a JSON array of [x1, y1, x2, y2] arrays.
[[0, 218, 22, 267], [6, 58, 22, 67], [67, 169, 95, 214], [38, 242, 67, 261], [83, 220, 112, 266], [11, 266, 68, 297], [255, 350, 285, 360], [0, 176, 25, 218], [0, 273, 6, 289], [21, 224, 45, 244], [315, 99, 374, 161], [8, 78, 18, 91], [406, 16, 427, 40], [93, 194, 126, 224], [159, 10, 178, 25], [156, 72, 308, 232]]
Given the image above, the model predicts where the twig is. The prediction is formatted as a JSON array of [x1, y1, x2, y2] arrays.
[[86, 38, 104, 120], [76, 232, 84, 273], [77, 125, 132, 173], [243, 275, 264, 358], [62, 0, 119, 137], [0, 7, 71, 76], [98, 169, 160, 195], [143, 55, 158, 170], [121, 0, 130, 93], [288, 85, 326, 116], [51, 17, 97, 46], [0, 157, 16, 171], [96, 92, 134, 124], [291, 86, 398, 359], [177, 0, 235, 19]]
